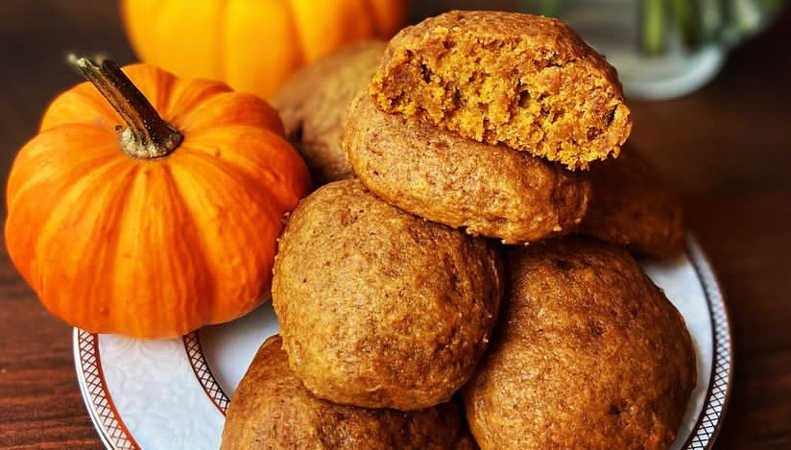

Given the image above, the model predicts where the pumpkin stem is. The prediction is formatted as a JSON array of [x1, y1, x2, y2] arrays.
[[68, 55, 182, 159]]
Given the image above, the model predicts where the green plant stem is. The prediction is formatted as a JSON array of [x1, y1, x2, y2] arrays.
[[642, 0, 666, 55], [540, 0, 562, 16]]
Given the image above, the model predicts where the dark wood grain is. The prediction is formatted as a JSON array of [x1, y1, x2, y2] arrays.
[[686, 193, 791, 449], [0, 1, 789, 449]]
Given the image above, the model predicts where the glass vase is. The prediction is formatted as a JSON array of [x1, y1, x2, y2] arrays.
[[518, 0, 782, 99]]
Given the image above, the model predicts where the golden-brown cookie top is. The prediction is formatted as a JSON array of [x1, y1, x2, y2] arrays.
[[371, 10, 631, 170], [272, 40, 386, 185], [579, 150, 685, 258], [386, 10, 600, 64], [272, 179, 502, 411], [463, 238, 696, 450], [221, 335, 477, 450], [343, 92, 591, 244]]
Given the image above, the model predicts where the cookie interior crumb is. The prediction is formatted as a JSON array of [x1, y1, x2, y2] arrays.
[[371, 11, 632, 170]]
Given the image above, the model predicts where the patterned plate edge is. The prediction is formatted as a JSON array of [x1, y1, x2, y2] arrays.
[[183, 331, 230, 414], [74, 356, 116, 450], [73, 329, 140, 450], [683, 234, 734, 449]]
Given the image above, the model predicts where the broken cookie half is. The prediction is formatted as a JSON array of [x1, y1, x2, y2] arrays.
[[370, 10, 631, 170]]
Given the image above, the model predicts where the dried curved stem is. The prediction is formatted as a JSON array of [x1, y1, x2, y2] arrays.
[[69, 55, 182, 159]]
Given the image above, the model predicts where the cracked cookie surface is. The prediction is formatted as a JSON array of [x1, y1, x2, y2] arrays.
[[463, 238, 696, 450], [222, 335, 478, 450], [272, 180, 503, 411]]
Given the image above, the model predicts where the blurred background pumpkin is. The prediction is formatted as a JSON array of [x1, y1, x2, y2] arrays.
[[121, 0, 408, 99]]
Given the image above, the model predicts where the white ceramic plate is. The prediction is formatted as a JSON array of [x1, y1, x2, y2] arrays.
[[74, 235, 732, 450]]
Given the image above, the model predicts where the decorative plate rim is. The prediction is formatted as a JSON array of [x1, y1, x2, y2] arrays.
[[183, 331, 230, 414], [680, 234, 734, 449], [73, 330, 141, 450], [74, 234, 733, 450]]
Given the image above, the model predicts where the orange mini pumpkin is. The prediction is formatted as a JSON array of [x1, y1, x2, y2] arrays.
[[5, 58, 311, 338], [122, 0, 409, 99]]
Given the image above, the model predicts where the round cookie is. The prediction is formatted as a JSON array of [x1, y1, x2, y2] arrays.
[[579, 150, 684, 258], [222, 335, 477, 450], [273, 179, 503, 411], [272, 40, 386, 185], [343, 93, 592, 244], [463, 238, 696, 450]]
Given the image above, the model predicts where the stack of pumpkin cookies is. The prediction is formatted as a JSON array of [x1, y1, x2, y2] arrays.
[[223, 11, 695, 450]]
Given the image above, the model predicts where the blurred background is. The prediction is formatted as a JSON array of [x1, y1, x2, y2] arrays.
[[0, 1, 789, 449]]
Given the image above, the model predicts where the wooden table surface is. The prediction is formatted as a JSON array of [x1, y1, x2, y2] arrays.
[[0, 1, 789, 449]]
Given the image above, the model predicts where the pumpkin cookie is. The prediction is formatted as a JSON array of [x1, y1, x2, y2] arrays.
[[579, 150, 684, 258], [343, 93, 591, 244], [272, 40, 386, 185], [222, 335, 477, 450], [272, 179, 502, 411], [370, 11, 631, 170], [463, 238, 696, 450]]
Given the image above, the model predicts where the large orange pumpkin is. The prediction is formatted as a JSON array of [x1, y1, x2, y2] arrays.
[[121, 0, 408, 99], [5, 57, 311, 338]]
